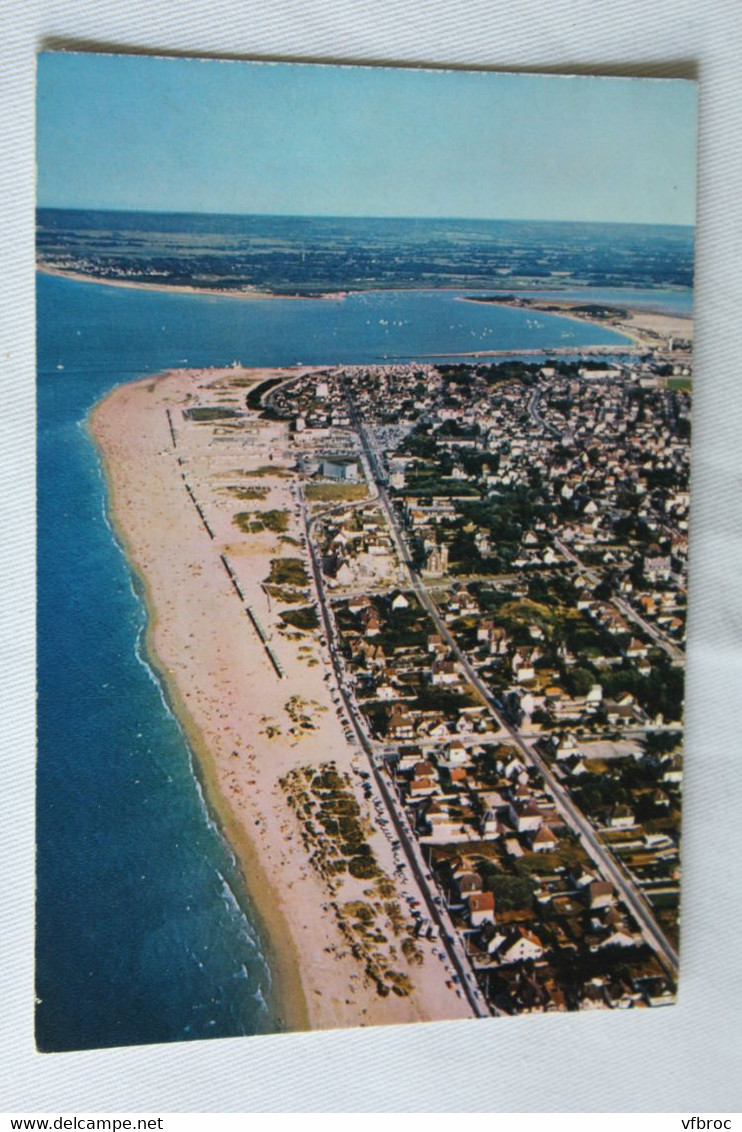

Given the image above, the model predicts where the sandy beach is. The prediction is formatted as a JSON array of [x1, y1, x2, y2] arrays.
[[89, 364, 473, 1035], [460, 294, 693, 352]]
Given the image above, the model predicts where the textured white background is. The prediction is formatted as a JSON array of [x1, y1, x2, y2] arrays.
[[2, 0, 741, 1114]]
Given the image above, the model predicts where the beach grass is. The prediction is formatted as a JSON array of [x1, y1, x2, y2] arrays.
[[280, 606, 320, 632], [267, 557, 310, 588], [306, 482, 368, 503], [234, 509, 290, 534]]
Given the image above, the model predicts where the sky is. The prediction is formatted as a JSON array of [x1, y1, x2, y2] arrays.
[[37, 53, 697, 225]]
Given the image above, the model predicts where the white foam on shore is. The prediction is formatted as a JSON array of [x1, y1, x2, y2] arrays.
[[87, 414, 276, 1020], [216, 867, 262, 952]]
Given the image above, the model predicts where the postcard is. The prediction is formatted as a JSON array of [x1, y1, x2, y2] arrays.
[[36, 52, 695, 1051]]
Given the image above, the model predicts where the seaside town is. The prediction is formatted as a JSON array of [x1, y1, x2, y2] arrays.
[[31, 46, 706, 1075], [93, 302, 689, 1025]]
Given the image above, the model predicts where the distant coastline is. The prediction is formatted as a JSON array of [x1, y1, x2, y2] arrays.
[[36, 264, 691, 356], [37, 263, 349, 303], [39, 262, 695, 369], [459, 293, 693, 354]]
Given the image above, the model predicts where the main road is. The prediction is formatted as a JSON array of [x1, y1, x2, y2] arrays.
[[297, 485, 491, 1020], [526, 385, 562, 440], [346, 386, 679, 981]]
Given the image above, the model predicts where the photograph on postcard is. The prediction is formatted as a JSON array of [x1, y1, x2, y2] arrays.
[[36, 53, 695, 1051]]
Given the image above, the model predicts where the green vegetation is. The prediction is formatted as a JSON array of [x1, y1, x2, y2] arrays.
[[279, 762, 417, 997], [599, 662, 684, 723], [445, 488, 548, 573], [264, 586, 308, 604], [398, 453, 481, 499], [233, 512, 262, 534], [246, 376, 285, 410], [569, 304, 628, 320], [413, 687, 478, 714], [644, 731, 682, 756], [569, 754, 679, 826], [261, 509, 291, 533], [348, 857, 382, 880], [374, 612, 428, 651], [183, 406, 241, 421], [226, 484, 269, 500], [281, 762, 370, 878], [235, 507, 295, 534], [266, 557, 310, 588], [243, 464, 291, 478], [478, 860, 537, 911], [306, 482, 368, 503], [279, 605, 320, 632], [649, 891, 680, 911], [284, 695, 324, 732]]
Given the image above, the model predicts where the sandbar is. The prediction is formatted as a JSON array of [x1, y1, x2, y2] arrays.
[[38, 264, 347, 302]]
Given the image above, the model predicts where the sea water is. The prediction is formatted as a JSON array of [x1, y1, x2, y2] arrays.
[[35, 270, 673, 1051]]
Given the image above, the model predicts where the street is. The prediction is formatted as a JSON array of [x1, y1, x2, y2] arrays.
[[348, 390, 679, 981]]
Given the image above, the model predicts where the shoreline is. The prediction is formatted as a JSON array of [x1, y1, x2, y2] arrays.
[[458, 294, 693, 352], [37, 264, 348, 303], [88, 385, 311, 1036], [37, 263, 692, 316], [456, 294, 642, 348], [88, 364, 472, 1036], [40, 262, 692, 363]]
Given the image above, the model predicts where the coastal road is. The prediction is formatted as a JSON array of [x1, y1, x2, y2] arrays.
[[346, 389, 679, 981], [299, 489, 491, 1020]]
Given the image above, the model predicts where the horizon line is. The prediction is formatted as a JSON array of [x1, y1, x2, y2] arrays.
[[35, 205, 696, 230]]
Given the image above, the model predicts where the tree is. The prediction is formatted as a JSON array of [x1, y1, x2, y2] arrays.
[[566, 667, 595, 698]]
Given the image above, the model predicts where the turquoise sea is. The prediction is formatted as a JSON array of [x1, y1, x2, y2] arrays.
[[35, 270, 681, 1051]]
